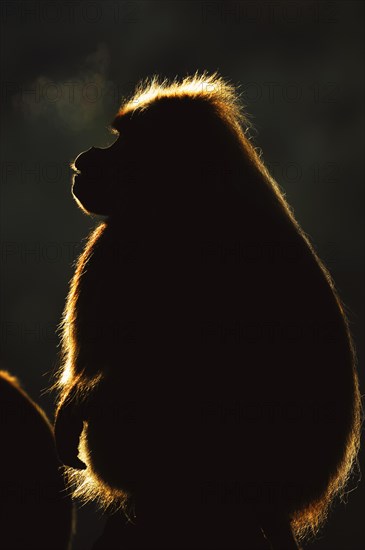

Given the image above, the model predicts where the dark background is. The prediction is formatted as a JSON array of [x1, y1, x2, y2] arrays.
[[0, 1, 363, 549]]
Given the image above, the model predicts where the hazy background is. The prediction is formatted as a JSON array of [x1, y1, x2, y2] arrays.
[[0, 1, 363, 549]]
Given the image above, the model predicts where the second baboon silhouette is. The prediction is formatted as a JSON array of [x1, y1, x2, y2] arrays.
[[0, 371, 74, 550], [54, 73, 361, 549]]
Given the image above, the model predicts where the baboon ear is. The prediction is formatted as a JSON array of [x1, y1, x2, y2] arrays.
[[54, 398, 87, 470]]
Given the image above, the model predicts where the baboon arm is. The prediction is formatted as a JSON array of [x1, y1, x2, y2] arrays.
[[54, 396, 87, 470]]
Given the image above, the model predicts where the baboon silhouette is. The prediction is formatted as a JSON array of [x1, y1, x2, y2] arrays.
[[54, 73, 361, 549], [0, 370, 74, 550]]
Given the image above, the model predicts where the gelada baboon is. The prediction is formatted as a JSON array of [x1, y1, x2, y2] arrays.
[[0, 371, 74, 549], [54, 73, 361, 549]]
